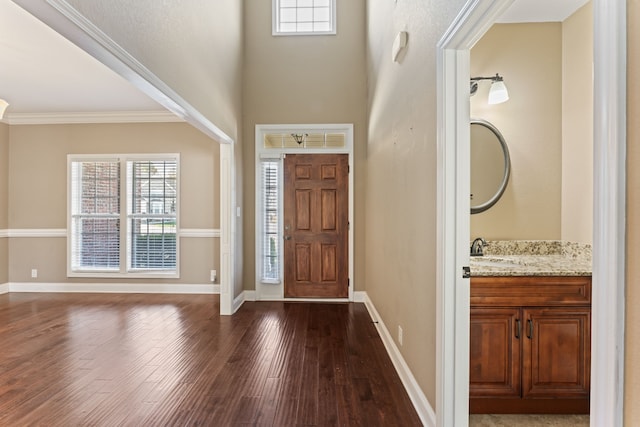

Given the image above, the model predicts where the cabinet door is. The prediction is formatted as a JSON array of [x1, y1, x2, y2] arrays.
[[522, 307, 591, 398], [469, 307, 521, 397]]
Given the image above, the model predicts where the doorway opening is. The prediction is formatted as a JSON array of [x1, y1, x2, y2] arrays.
[[436, 0, 626, 426]]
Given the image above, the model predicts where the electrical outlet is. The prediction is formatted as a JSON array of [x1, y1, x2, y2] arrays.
[[210, 269, 217, 282], [31, 269, 38, 278], [398, 325, 403, 346]]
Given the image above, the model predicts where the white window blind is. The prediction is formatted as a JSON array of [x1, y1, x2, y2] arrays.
[[127, 160, 177, 271], [69, 155, 179, 277], [70, 160, 121, 272], [273, 0, 336, 35], [262, 161, 280, 281]]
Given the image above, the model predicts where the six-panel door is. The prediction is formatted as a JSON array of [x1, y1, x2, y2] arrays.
[[283, 154, 348, 298]]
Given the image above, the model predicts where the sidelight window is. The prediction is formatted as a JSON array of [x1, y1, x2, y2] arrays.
[[261, 160, 281, 282]]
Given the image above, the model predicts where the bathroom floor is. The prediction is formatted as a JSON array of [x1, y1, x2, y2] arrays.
[[469, 414, 589, 426]]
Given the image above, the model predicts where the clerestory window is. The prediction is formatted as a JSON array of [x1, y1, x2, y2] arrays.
[[272, 0, 336, 35]]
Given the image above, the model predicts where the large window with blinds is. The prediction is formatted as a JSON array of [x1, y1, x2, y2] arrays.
[[272, 0, 336, 35], [68, 154, 179, 278]]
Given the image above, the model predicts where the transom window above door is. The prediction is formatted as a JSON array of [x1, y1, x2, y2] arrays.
[[263, 132, 345, 149], [272, 0, 336, 36]]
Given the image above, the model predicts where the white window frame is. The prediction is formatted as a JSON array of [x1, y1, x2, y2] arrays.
[[255, 124, 353, 301], [67, 153, 180, 279], [260, 158, 283, 284], [272, 0, 337, 36]]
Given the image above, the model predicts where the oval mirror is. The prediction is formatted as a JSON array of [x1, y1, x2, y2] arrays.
[[470, 118, 511, 214]]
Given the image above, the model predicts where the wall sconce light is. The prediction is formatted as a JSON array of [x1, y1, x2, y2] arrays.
[[0, 99, 9, 119], [470, 73, 509, 104], [291, 133, 308, 145]]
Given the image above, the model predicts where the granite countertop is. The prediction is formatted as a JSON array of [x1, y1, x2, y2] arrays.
[[470, 240, 592, 277]]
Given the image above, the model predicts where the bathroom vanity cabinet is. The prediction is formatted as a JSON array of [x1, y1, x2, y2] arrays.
[[469, 276, 591, 414]]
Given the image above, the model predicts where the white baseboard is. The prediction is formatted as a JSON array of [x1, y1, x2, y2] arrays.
[[8, 282, 220, 294], [361, 292, 436, 427], [233, 291, 245, 313], [243, 290, 257, 301], [232, 290, 256, 314], [353, 291, 367, 302], [0, 283, 9, 294]]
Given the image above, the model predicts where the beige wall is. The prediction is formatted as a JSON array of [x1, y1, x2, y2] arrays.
[[471, 11, 594, 243], [242, 0, 368, 291], [625, 0, 640, 424], [0, 123, 8, 284], [43, 0, 245, 297], [471, 23, 563, 240], [366, 0, 466, 406], [7, 122, 219, 285], [562, 2, 593, 244], [0, 123, 7, 229]]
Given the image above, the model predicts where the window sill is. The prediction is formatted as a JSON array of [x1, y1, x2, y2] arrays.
[[272, 31, 336, 37], [68, 271, 180, 280]]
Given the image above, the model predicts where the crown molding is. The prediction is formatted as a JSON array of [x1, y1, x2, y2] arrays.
[[5, 110, 183, 125]]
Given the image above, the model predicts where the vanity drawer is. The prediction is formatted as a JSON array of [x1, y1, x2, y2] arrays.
[[470, 276, 592, 306]]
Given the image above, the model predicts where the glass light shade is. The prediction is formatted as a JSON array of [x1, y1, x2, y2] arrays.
[[488, 80, 509, 104], [0, 99, 8, 118]]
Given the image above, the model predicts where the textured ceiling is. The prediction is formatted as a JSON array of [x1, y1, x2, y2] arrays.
[[0, 1, 162, 116], [0, 0, 589, 119], [498, 0, 590, 23]]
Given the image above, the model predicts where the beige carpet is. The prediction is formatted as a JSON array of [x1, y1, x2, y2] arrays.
[[469, 414, 589, 427]]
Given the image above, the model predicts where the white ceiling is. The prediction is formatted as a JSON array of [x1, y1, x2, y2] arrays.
[[0, 0, 590, 119], [497, 0, 590, 23], [0, 0, 163, 117]]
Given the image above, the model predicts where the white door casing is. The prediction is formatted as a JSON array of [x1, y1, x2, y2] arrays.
[[254, 124, 354, 302]]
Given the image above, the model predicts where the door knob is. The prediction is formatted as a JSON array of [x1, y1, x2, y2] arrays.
[[284, 235, 291, 240]]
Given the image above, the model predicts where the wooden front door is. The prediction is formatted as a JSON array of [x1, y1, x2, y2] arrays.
[[283, 154, 348, 298]]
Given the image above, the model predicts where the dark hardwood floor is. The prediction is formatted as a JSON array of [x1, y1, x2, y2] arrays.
[[0, 293, 422, 426]]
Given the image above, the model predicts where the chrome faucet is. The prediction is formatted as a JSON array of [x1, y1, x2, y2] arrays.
[[470, 237, 487, 257]]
